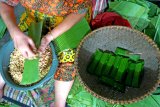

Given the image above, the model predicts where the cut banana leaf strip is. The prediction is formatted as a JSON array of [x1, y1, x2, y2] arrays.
[[115, 47, 130, 57], [129, 54, 140, 62], [21, 58, 40, 85], [28, 21, 43, 48]]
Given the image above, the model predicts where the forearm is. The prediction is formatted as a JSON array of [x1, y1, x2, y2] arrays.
[[50, 13, 86, 40], [0, 2, 20, 38]]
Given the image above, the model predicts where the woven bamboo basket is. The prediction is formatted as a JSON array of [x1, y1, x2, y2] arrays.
[[75, 26, 160, 104]]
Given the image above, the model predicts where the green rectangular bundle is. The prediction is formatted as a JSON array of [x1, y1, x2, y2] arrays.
[[102, 55, 116, 76], [115, 58, 129, 82], [132, 60, 144, 88], [110, 56, 122, 78], [115, 47, 130, 57], [101, 53, 112, 76], [125, 61, 136, 86], [129, 54, 140, 62], [115, 47, 140, 62], [95, 52, 111, 76], [87, 49, 103, 74], [100, 76, 125, 92]]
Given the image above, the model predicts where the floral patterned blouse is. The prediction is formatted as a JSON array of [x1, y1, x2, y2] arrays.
[[0, 0, 92, 16]]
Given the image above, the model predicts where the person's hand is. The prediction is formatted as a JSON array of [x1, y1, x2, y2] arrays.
[[38, 33, 53, 53], [12, 30, 36, 58]]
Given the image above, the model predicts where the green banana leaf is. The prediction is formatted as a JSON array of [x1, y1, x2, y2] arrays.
[[21, 58, 40, 85], [67, 77, 113, 107], [21, 21, 43, 85], [108, 1, 149, 30], [53, 18, 91, 52], [28, 21, 43, 48], [145, 15, 160, 47], [109, 0, 160, 46], [0, 17, 7, 39]]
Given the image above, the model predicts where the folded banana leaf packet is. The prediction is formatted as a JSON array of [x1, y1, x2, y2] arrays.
[[87, 49, 103, 74], [87, 47, 145, 92]]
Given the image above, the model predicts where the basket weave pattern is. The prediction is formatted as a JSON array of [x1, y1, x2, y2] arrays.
[[75, 26, 160, 104]]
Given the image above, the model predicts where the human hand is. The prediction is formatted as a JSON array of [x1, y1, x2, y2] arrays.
[[12, 30, 36, 58], [38, 32, 53, 53]]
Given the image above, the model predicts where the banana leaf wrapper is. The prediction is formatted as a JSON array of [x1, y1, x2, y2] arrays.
[[95, 52, 111, 76], [129, 54, 140, 62], [115, 47, 130, 57], [115, 47, 140, 61], [132, 60, 144, 88], [102, 55, 116, 76], [87, 49, 103, 74], [115, 58, 129, 82], [110, 56, 122, 78], [101, 52, 112, 76], [125, 61, 136, 86]]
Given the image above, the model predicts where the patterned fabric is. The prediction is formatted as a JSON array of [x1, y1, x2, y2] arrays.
[[58, 49, 75, 63], [0, 0, 19, 6], [29, 79, 55, 107], [20, 0, 91, 16], [3, 78, 55, 107], [0, 0, 92, 16], [18, 7, 92, 31], [54, 62, 76, 81], [4, 85, 36, 107]]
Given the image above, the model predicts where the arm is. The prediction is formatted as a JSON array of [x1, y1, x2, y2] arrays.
[[0, 2, 36, 58], [39, 12, 86, 52]]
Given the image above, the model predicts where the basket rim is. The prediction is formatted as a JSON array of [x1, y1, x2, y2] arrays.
[[75, 26, 160, 104]]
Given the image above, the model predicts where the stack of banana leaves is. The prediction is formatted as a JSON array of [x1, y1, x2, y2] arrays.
[[108, 0, 160, 47], [87, 47, 144, 92]]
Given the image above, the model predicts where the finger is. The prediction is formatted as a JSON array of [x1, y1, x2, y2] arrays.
[[38, 37, 50, 53], [25, 47, 36, 58], [28, 38, 37, 51], [21, 51, 28, 59]]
